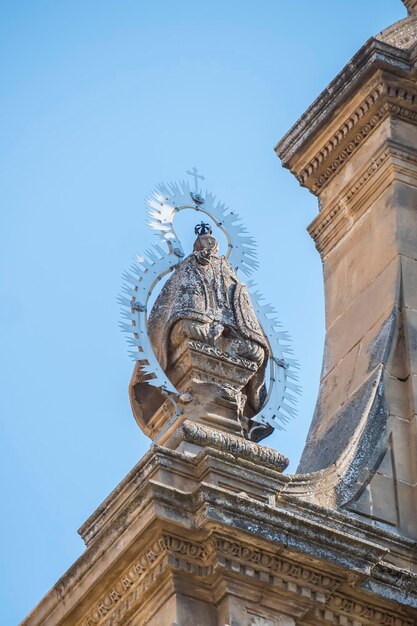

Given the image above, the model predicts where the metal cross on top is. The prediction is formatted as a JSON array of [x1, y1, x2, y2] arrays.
[[186, 167, 205, 191]]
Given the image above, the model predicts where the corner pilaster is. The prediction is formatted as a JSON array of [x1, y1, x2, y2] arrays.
[[275, 20, 417, 538]]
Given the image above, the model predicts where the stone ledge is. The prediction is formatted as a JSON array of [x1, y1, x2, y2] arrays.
[[275, 39, 413, 169], [171, 420, 289, 472], [21, 451, 417, 625], [24, 486, 417, 625]]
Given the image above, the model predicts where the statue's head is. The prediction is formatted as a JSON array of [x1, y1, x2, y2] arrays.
[[193, 233, 219, 265]]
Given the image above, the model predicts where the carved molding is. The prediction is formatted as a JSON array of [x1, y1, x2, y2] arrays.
[[82, 531, 414, 626], [370, 563, 417, 598], [248, 618, 294, 626], [214, 536, 341, 595], [343, 150, 391, 206], [83, 532, 339, 626], [83, 535, 215, 626], [299, 87, 386, 188], [314, 606, 413, 626], [188, 339, 258, 371], [327, 594, 414, 626], [296, 81, 417, 194], [176, 420, 289, 471], [307, 147, 390, 253], [249, 617, 277, 626], [308, 140, 417, 255]]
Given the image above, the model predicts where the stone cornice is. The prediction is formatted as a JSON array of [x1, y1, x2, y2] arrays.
[[77, 442, 415, 567], [300, 90, 388, 193], [78, 433, 290, 548], [21, 444, 417, 625], [304, 99, 417, 195], [278, 74, 417, 196], [275, 38, 414, 169], [317, 596, 414, 626], [81, 530, 415, 626]]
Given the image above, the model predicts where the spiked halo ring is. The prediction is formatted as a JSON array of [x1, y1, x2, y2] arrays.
[[120, 178, 300, 435]]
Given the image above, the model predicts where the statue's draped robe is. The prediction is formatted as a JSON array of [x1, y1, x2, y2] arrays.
[[147, 253, 269, 417]]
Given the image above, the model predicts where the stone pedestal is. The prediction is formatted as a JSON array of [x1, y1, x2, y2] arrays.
[[169, 338, 258, 435], [131, 338, 264, 447], [170, 338, 257, 416]]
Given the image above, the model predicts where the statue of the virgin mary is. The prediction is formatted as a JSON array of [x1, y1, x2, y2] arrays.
[[129, 226, 271, 440]]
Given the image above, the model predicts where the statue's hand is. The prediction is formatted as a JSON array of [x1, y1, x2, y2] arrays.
[[194, 249, 211, 266]]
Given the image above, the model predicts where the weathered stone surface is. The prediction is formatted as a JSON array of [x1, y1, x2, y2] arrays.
[[377, 12, 417, 46], [402, 254, 417, 311], [321, 259, 398, 379], [397, 184, 417, 260], [20, 442, 417, 626], [170, 420, 289, 471], [129, 232, 272, 443], [275, 8, 417, 543], [300, 367, 385, 474], [321, 186, 397, 325], [403, 0, 417, 16]]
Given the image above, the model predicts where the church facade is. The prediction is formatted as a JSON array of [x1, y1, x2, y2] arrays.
[[22, 2, 417, 625]]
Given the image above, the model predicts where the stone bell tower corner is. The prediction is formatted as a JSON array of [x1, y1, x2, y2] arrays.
[[21, 2, 417, 626], [275, 0, 417, 539]]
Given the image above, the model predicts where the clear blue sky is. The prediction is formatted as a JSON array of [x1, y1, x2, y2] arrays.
[[0, 1, 405, 623]]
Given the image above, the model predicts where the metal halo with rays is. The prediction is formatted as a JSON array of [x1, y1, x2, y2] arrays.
[[120, 174, 300, 435], [146, 179, 259, 276], [246, 282, 301, 435], [119, 243, 180, 392]]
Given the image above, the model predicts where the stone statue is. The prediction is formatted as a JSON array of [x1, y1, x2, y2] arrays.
[[130, 227, 272, 441]]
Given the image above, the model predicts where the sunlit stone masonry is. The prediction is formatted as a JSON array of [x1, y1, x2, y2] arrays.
[[22, 2, 417, 625]]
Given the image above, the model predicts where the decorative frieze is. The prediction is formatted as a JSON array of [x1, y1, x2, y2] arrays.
[[307, 147, 390, 253], [188, 339, 258, 371], [213, 536, 341, 595], [247, 616, 295, 626], [82, 531, 414, 626], [343, 149, 390, 204], [328, 594, 414, 626], [249, 617, 279, 626], [82, 532, 339, 626], [83, 535, 214, 626], [295, 82, 417, 195]]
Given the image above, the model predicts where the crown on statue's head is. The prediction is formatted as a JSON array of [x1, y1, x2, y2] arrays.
[[194, 221, 213, 236]]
